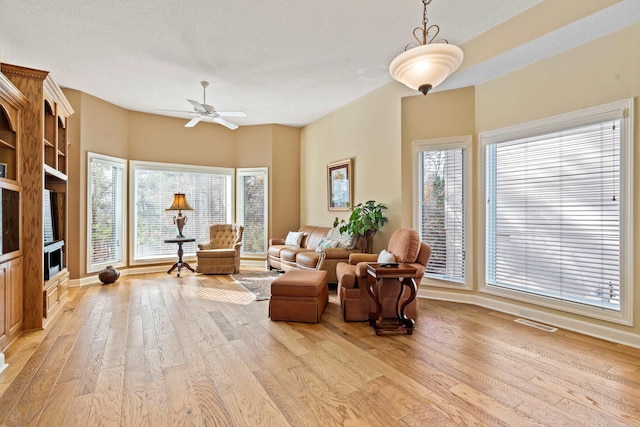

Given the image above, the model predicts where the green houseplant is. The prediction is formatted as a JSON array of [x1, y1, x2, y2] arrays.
[[334, 200, 388, 253]]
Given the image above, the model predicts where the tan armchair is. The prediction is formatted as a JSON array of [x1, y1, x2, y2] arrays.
[[196, 224, 244, 274], [336, 229, 431, 321]]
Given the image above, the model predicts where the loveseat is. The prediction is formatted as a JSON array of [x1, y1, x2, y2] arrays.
[[267, 225, 364, 283]]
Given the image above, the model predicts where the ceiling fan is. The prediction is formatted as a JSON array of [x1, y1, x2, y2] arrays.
[[166, 81, 246, 130]]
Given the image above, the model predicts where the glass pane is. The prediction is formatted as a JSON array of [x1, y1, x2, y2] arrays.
[[90, 159, 124, 267], [485, 120, 621, 309], [420, 148, 465, 281], [134, 167, 232, 261], [238, 173, 266, 255], [1, 188, 19, 254]]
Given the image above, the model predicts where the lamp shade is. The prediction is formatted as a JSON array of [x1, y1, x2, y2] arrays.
[[389, 43, 464, 94], [166, 193, 193, 211]]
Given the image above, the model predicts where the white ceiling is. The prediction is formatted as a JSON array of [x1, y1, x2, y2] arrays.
[[0, 0, 638, 128]]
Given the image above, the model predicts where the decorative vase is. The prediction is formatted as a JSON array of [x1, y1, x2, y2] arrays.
[[98, 266, 120, 284]]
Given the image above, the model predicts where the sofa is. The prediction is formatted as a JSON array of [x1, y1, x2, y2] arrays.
[[335, 228, 432, 321], [267, 225, 364, 283]]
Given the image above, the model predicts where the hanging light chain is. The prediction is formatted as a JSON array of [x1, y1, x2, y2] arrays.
[[406, 0, 448, 51]]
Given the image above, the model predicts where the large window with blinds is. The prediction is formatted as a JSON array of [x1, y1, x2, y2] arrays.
[[236, 168, 268, 257], [414, 136, 471, 288], [130, 161, 234, 264], [87, 153, 127, 272], [480, 99, 634, 323]]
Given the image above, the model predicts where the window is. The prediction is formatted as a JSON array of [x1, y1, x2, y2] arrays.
[[480, 99, 633, 324], [414, 136, 471, 288], [236, 168, 268, 257], [87, 153, 127, 272], [130, 161, 234, 264]]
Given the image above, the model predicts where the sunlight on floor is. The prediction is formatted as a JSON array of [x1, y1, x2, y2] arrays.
[[180, 284, 256, 305]]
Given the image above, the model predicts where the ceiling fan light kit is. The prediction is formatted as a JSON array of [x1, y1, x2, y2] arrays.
[[389, 0, 463, 95], [180, 80, 246, 130]]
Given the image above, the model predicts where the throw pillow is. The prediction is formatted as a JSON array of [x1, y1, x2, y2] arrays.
[[377, 249, 396, 263], [284, 231, 304, 247], [327, 226, 356, 249], [315, 239, 339, 252]]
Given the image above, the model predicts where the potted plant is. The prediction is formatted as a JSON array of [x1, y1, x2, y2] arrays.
[[334, 200, 388, 253]]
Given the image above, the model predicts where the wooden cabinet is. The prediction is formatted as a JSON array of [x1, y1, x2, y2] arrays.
[[0, 71, 26, 351], [0, 258, 23, 350], [1, 63, 73, 330]]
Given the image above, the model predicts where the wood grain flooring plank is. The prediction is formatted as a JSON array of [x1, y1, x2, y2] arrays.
[[3, 275, 640, 426], [189, 369, 234, 427], [86, 364, 125, 426], [120, 346, 149, 427], [6, 334, 76, 426], [35, 378, 79, 427]]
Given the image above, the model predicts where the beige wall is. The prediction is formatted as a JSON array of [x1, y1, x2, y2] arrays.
[[64, 94, 301, 279], [64, 90, 129, 279], [470, 23, 640, 334], [300, 82, 413, 252], [300, 22, 640, 339]]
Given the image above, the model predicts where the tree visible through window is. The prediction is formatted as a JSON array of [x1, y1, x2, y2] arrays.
[[237, 168, 268, 256], [88, 153, 126, 271], [415, 138, 469, 285]]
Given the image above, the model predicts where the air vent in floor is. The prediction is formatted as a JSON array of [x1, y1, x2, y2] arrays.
[[514, 318, 557, 332]]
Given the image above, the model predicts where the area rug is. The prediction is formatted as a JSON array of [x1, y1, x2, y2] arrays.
[[231, 270, 282, 301]]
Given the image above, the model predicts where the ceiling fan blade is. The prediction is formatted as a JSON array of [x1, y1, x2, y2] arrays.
[[202, 103, 216, 113], [187, 99, 206, 112], [216, 111, 247, 117], [185, 116, 204, 128], [213, 117, 239, 130], [156, 109, 196, 113]]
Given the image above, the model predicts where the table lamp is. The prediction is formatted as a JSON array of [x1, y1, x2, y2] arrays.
[[166, 193, 194, 238]]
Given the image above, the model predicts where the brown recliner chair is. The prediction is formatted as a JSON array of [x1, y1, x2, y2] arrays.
[[196, 224, 244, 274], [336, 229, 431, 322]]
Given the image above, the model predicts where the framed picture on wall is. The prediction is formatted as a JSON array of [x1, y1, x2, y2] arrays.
[[327, 158, 353, 211]]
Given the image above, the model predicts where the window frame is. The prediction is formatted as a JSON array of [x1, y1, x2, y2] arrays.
[[128, 160, 235, 266], [86, 152, 128, 273], [236, 167, 269, 258], [478, 99, 634, 325], [413, 135, 473, 290]]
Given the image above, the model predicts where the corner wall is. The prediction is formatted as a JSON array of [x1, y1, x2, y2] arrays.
[[300, 82, 414, 252]]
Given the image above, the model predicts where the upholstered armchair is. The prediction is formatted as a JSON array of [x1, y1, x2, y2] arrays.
[[196, 224, 244, 274], [335, 229, 431, 321]]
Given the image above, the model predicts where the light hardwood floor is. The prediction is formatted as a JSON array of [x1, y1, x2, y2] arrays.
[[1, 271, 639, 426]]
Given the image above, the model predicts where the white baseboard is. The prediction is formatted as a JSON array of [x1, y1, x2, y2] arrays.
[[69, 260, 268, 287], [0, 352, 7, 373], [418, 288, 640, 349]]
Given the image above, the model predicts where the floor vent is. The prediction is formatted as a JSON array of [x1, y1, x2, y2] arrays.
[[514, 318, 557, 332]]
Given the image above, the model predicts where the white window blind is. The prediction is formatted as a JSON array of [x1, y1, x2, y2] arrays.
[[131, 162, 233, 263], [88, 153, 126, 271], [485, 119, 622, 310], [236, 168, 268, 256], [418, 147, 465, 282]]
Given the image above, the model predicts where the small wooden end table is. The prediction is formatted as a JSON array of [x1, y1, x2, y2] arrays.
[[164, 237, 196, 277], [366, 263, 418, 335]]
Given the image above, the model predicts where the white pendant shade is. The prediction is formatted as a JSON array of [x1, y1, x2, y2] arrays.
[[389, 43, 464, 94]]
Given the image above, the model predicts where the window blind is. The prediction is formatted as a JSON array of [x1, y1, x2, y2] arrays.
[[132, 165, 233, 262], [420, 148, 465, 281], [485, 119, 621, 310], [89, 156, 125, 268]]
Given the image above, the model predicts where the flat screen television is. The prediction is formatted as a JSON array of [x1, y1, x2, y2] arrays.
[[43, 189, 63, 279]]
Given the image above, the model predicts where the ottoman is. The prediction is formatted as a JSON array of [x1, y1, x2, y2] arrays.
[[269, 270, 328, 323]]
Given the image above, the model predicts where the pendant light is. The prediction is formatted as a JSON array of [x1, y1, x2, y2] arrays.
[[389, 0, 463, 95]]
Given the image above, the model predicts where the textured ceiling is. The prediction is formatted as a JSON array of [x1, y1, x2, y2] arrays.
[[0, 0, 638, 128]]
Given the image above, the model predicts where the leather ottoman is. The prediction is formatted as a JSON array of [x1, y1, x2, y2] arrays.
[[269, 270, 328, 323]]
